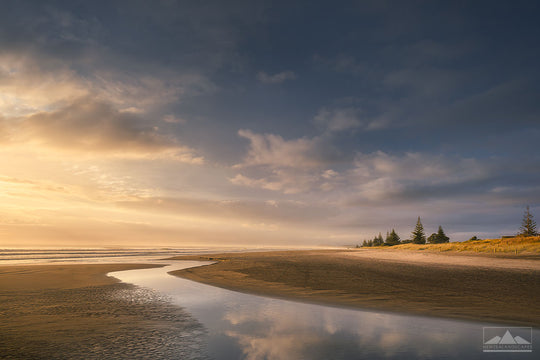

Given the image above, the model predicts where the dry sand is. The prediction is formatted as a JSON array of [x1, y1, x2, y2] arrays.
[[0, 264, 208, 359], [169, 249, 540, 326]]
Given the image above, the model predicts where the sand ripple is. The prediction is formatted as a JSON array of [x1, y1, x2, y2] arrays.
[[0, 283, 209, 359]]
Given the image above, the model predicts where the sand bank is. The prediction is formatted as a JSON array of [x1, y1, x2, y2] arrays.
[[0, 264, 207, 359], [169, 249, 540, 326], [0, 263, 160, 291]]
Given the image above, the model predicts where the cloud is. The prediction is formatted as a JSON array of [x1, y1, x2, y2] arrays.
[[236, 129, 338, 169], [231, 130, 489, 198], [352, 151, 484, 182], [0, 32, 221, 163], [69, 165, 157, 201], [231, 129, 344, 193], [257, 70, 296, 84], [347, 151, 488, 201], [231, 136, 498, 202], [11, 96, 203, 162], [0, 48, 211, 163], [0, 175, 68, 196], [229, 174, 284, 192], [229, 170, 327, 194], [163, 114, 186, 124], [313, 107, 362, 132], [92, 69, 217, 111], [0, 53, 89, 116], [230, 127, 538, 227], [0, 47, 217, 119]]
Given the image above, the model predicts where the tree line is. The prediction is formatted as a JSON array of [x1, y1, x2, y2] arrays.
[[361, 217, 449, 247], [360, 205, 538, 248]]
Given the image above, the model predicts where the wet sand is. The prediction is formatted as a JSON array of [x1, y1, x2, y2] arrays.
[[169, 249, 540, 326], [0, 264, 208, 359]]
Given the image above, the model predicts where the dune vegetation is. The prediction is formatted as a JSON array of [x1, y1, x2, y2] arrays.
[[361, 206, 540, 255], [386, 236, 540, 255]]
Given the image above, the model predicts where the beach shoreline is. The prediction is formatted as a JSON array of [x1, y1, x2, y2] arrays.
[[1, 249, 538, 358], [168, 249, 540, 327]]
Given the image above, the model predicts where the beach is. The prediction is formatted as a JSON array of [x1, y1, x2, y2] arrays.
[[170, 249, 540, 326], [0, 264, 208, 359], [1, 250, 539, 359]]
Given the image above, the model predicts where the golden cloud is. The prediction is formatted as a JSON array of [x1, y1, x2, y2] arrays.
[[3, 96, 203, 163]]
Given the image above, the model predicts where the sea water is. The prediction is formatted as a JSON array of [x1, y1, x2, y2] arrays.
[[0, 247, 222, 265]]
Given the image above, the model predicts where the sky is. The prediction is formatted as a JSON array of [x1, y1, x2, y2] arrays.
[[1, 0, 539, 247]]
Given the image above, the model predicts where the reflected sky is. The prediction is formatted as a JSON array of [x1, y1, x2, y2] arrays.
[[111, 261, 539, 360]]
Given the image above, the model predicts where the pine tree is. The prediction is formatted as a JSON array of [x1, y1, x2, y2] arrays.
[[385, 228, 401, 246], [362, 239, 373, 247], [436, 225, 450, 243], [411, 217, 426, 244], [393, 229, 401, 244], [519, 206, 539, 237], [428, 225, 449, 243], [373, 232, 384, 246]]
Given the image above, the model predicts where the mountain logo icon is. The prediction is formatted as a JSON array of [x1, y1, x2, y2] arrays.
[[485, 330, 531, 345], [483, 327, 532, 352]]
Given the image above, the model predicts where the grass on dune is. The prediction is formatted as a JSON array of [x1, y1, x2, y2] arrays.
[[384, 236, 540, 254]]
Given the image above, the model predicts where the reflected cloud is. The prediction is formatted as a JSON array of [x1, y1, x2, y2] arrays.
[[220, 301, 466, 359], [226, 330, 322, 360]]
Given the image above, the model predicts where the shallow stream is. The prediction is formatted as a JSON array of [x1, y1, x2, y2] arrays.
[[110, 260, 539, 359]]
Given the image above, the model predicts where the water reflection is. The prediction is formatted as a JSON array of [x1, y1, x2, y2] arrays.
[[217, 301, 470, 359], [111, 261, 539, 360]]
